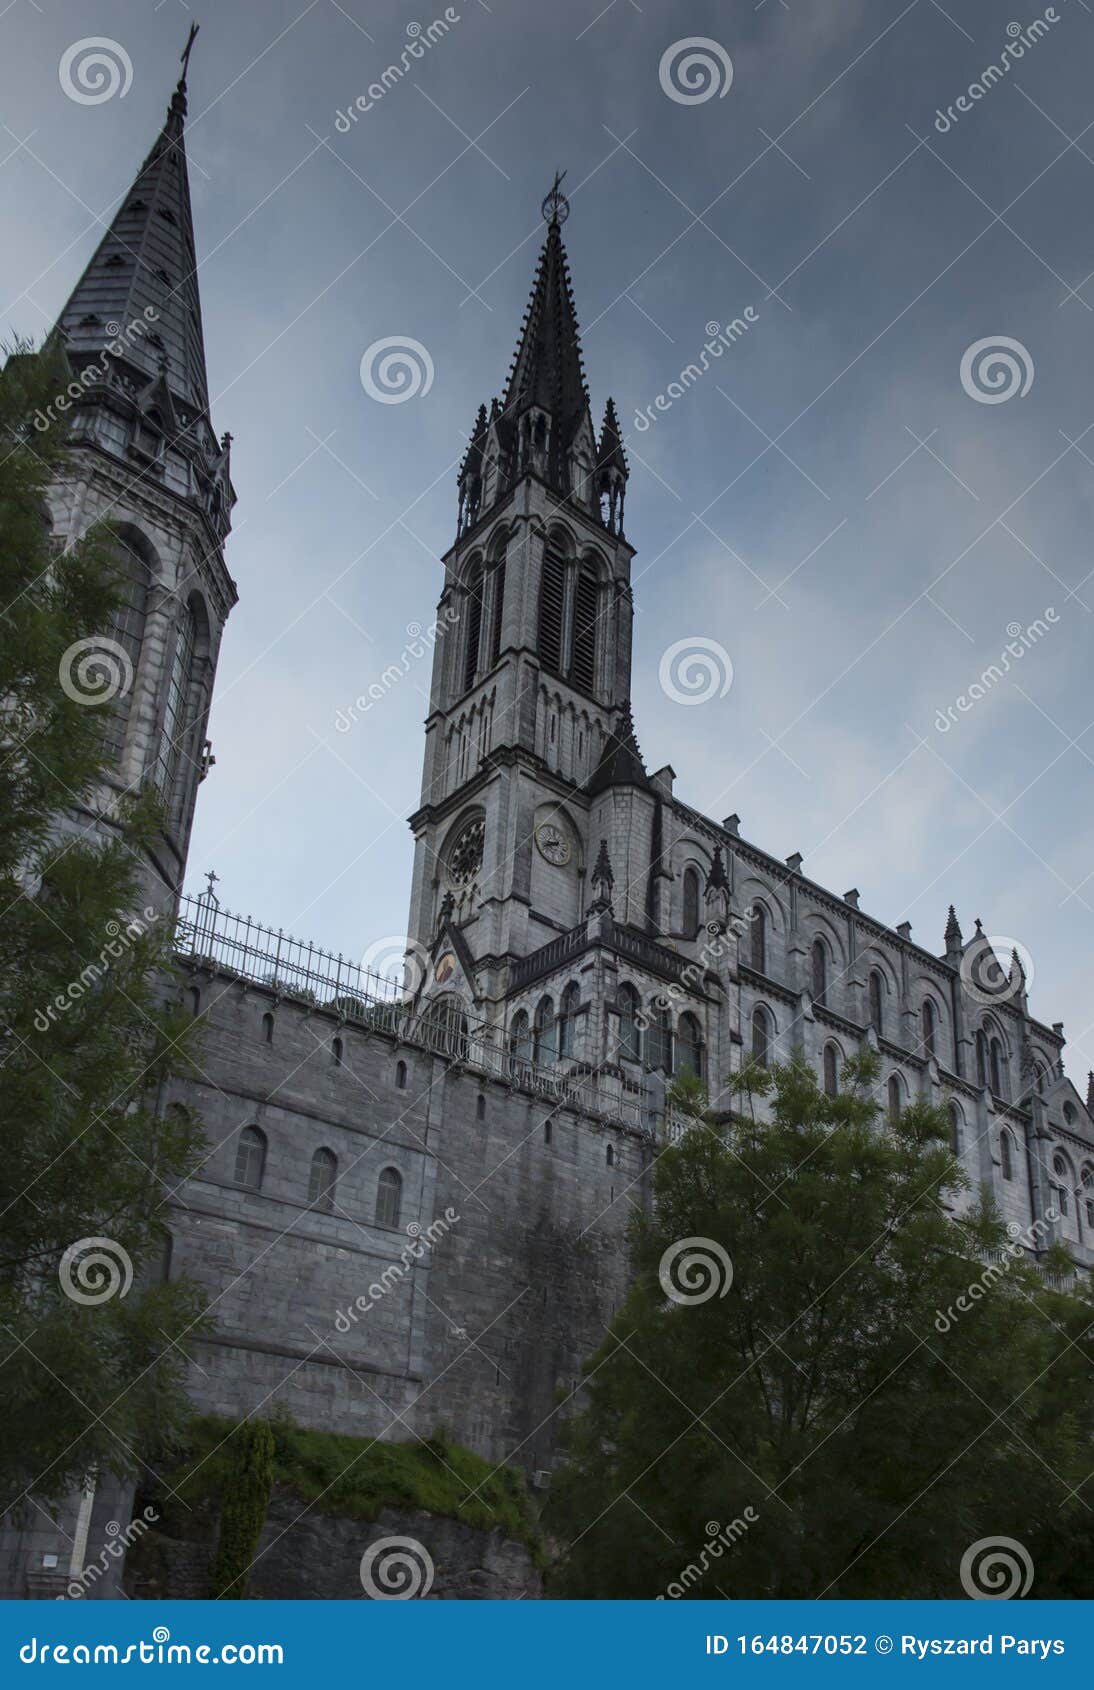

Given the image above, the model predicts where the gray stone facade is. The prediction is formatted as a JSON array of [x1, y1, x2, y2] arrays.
[[11, 69, 1093, 1600]]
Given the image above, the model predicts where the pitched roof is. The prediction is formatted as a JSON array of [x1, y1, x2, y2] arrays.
[[56, 63, 210, 415]]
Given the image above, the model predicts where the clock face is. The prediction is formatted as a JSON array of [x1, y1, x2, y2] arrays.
[[447, 816, 485, 887], [535, 821, 572, 867]]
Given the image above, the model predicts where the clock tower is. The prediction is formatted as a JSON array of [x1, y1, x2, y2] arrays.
[[405, 178, 647, 1016]]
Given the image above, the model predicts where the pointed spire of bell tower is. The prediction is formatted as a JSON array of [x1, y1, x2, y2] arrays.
[[56, 23, 211, 415], [500, 173, 593, 497]]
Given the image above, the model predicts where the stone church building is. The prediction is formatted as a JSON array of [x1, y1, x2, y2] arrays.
[[9, 55, 1094, 1591]]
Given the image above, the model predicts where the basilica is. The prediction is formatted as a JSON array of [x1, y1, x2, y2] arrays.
[[10, 50, 1094, 1592]]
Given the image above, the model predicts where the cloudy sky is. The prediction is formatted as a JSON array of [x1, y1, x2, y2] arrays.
[[2, 0, 1092, 1075]]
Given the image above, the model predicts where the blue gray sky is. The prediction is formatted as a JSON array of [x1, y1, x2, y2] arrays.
[[3, 0, 1092, 1072]]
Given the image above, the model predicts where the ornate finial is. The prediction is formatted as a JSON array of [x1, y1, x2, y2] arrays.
[[179, 22, 200, 89], [588, 838, 614, 916], [202, 868, 219, 903], [541, 169, 570, 228], [1087, 1071, 1094, 1114]]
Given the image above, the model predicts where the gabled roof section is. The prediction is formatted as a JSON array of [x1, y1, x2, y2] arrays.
[[587, 702, 650, 795], [56, 44, 210, 416]]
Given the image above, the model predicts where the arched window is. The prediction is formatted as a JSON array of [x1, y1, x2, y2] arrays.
[[570, 563, 598, 693], [101, 536, 150, 763], [188, 986, 201, 1017], [234, 1125, 266, 1191], [1034, 1063, 1048, 1096], [331, 1037, 343, 1067], [476, 1092, 486, 1121], [537, 538, 567, 674], [261, 1012, 274, 1045], [558, 982, 580, 1059], [510, 1010, 532, 1070], [682, 866, 701, 939], [376, 1167, 402, 1229], [976, 1030, 988, 1088], [823, 1043, 839, 1097], [751, 1005, 771, 1067], [308, 1147, 337, 1212], [395, 1059, 407, 1090], [618, 986, 641, 1063], [606, 1143, 615, 1167], [887, 1075, 902, 1121], [648, 1004, 673, 1073], [153, 598, 201, 800], [750, 903, 766, 974], [424, 995, 469, 1061], [533, 996, 557, 1064], [676, 1013, 703, 1079], [990, 1037, 1004, 1098], [811, 939, 827, 1006], [922, 999, 937, 1061], [1000, 1128, 1014, 1181], [1081, 1165, 1093, 1229], [949, 1102, 961, 1155], [462, 560, 483, 693], [544, 1118, 552, 1146], [1052, 1152, 1070, 1218], [868, 971, 884, 1036]]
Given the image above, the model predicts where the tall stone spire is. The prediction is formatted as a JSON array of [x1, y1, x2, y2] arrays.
[[56, 26, 211, 415], [500, 175, 592, 494], [943, 903, 963, 961]]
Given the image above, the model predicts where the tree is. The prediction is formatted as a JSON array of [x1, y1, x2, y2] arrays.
[[548, 1052, 1094, 1599], [208, 1421, 275, 1599], [0, 340, 206, 1513]]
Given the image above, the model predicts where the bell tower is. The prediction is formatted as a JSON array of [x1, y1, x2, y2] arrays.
[[45, 29, 236, 910], [406, 178, 649, 1008]]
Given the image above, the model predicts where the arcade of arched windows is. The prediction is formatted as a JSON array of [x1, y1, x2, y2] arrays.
[[444, 692, 496, 795], [536, 686, 601, 785]]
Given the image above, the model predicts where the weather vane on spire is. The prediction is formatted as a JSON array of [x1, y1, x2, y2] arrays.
[[541, 169, 570, 228]]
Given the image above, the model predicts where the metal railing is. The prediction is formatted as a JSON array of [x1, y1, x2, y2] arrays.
[[173, 894, 648, 1131]]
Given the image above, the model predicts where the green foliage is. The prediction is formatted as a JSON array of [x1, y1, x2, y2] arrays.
[[151, 1413, 542, 1560], [208, 1421, 275, 1600], [0, 340, 208, 1507], [547, 1051, 1094, 1598]]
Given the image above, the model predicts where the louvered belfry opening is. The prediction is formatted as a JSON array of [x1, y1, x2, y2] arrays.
[[538, 541, 567, 675], [488, 556, 505, 667], [463, 562, 484, 693], [570, 565, 598, 693]]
